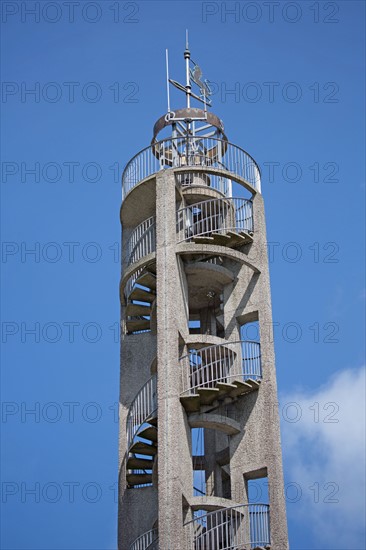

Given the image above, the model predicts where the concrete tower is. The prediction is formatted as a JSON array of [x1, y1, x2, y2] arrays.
[[118, 42, 289, 550]]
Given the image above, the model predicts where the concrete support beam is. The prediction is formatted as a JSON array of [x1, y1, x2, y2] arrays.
[[155, 170, 190, 550]]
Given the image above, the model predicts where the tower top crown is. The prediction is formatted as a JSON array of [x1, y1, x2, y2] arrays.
[[152, 32, 226, 145]]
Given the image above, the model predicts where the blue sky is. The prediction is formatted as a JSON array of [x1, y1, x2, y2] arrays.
[[1, 1, 365, 549]]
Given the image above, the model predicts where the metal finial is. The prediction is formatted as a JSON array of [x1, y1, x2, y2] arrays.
[[186, 29, 189, 51]]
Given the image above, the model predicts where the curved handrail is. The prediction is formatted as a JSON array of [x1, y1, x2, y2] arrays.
[[183, 504, 270, 549], [176, 197, 253, 243], [122, 137, 261, 200], [180, 340, 261, 395], [129, 528, 158, 550], [124, 268, 144, 302], [125, 215, 156, 266], [126, 374, 157, 450]]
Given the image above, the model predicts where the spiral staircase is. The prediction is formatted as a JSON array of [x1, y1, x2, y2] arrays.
[[126, 418, 157, 488], [125, 268, 157, 335], [126, 372, 158, 488]]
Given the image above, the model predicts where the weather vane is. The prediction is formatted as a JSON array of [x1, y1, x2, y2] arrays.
[[190, 63, 212, 100]]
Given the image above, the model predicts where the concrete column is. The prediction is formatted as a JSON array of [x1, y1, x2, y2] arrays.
[[252, 193, 288, 549], [155, 170, 190, 549]]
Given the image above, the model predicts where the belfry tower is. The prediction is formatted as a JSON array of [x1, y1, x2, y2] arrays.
[[118, 41, 289, 550]]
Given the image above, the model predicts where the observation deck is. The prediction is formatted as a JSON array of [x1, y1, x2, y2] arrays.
[[122, 136, 261, 203]]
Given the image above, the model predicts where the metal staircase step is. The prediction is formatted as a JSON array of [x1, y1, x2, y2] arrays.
[[146, 414, 158, 426], [236, 234, 251, 245], [210, 232, 232, 245], [129, 287, 155, 303], [239, 230, 253, 240], [129, 441, 157, 455], [230, 379, 259, 398], [180, 394, 201, 412], [138, 426, 157, 443], [197, 387, 220, 404], [192, 236, 215, 244], [126, 318, 151, 333], [226, 230, 250, 246], [126, 473, 152, 486], [215, 381, 238, 397], [126, 303, 152, 316], [226, 230, 241, 239], [244, 378, 261, 389], [136, 272, 157, 290], [127, 456, 154, 469]]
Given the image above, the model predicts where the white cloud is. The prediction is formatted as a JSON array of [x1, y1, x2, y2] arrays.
[[280, 366, 366, 549]]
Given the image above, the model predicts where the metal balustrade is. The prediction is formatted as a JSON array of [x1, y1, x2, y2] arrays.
[[242, 341, 262, 380], [122, 137, 261, 200], [129, 528, 158, 550], [180, 341, 261, 396], [126, 374, 157, 450], [176, 198, 253, 243], [126, 216, 156, 266], [249, 505, 271, 548], [184, 504, 270, 550]]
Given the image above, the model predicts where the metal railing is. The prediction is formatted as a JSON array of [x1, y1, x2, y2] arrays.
[[122, 137, 261, 200], [124, 268, 143, 301], [126, 216, 156, 266], [126, 374, 157, 450], [242, 341, 262, 380], [184, 504, 270, 549], [249, 505, 271, 548], [176, 198, 253, 243], [129, 528, 158, 550], [180, 341, 261, 396]]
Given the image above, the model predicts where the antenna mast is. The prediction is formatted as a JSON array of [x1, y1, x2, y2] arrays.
[[165, 49, 171, 114], [184, 29, 191, 109]]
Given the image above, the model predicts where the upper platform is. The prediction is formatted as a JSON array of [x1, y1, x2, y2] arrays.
[[122, 136, 261, 201], [122, 104, 261, 202]]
